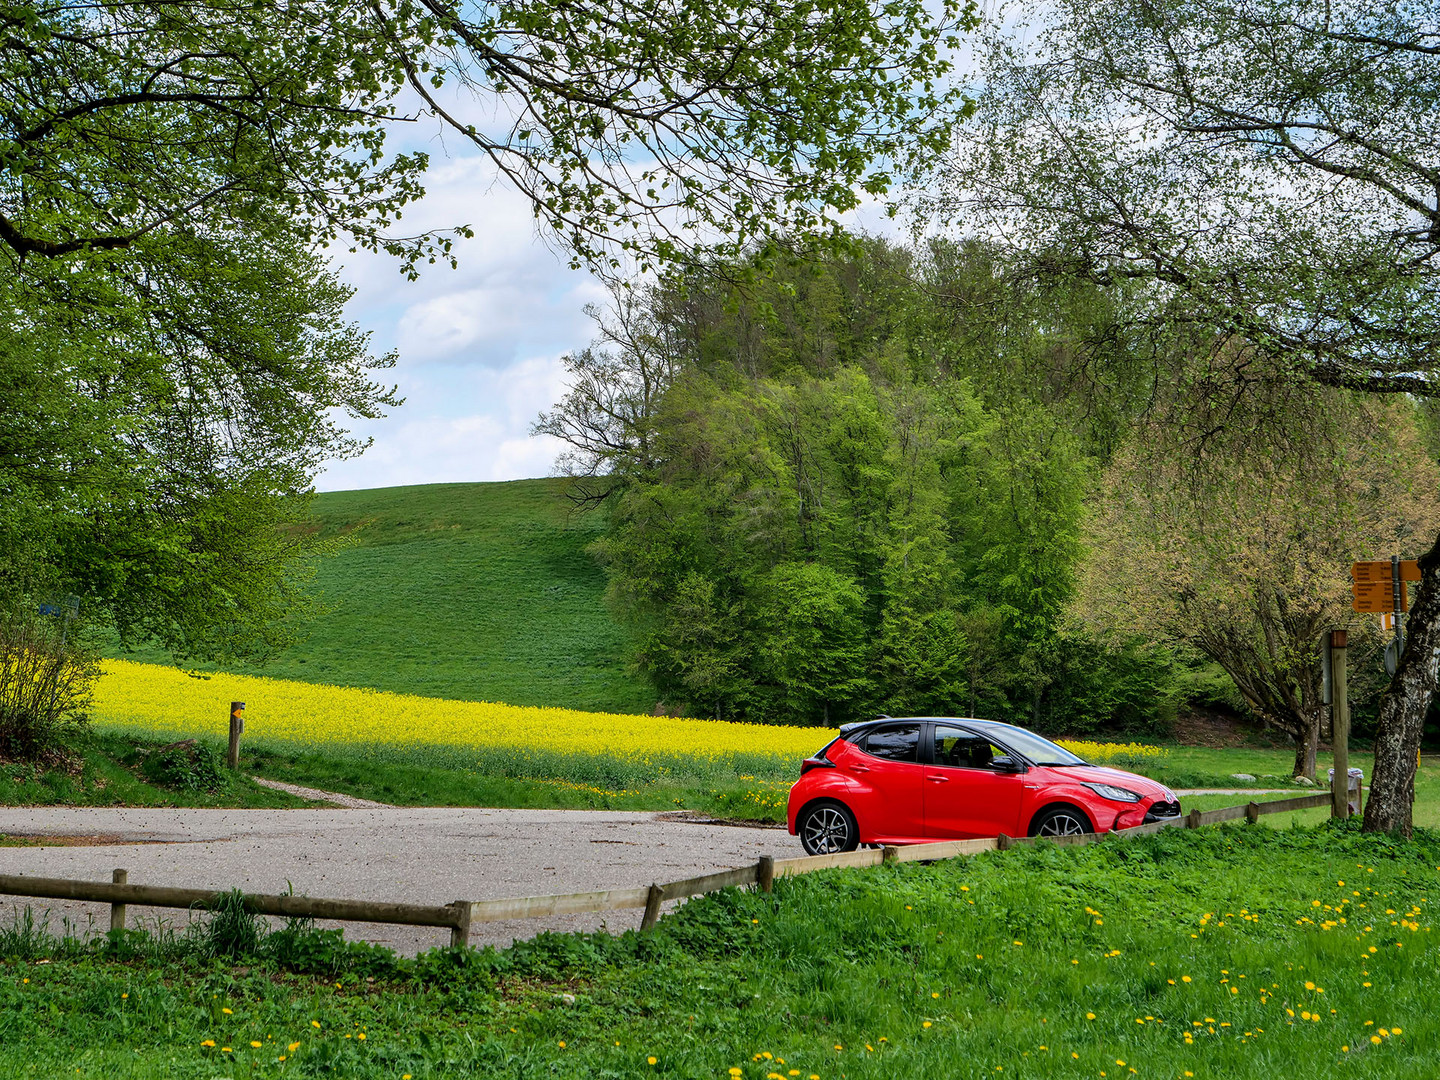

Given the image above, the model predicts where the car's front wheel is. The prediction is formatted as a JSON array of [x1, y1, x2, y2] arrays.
[[798, 800, 859, 855], [1028, 804, 1093, 838]]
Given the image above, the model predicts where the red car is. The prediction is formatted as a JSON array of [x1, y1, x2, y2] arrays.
[[786, 717, 1181, 854]]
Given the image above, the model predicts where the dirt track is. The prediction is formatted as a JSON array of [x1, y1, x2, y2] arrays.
[[0, 807, 799, 955]]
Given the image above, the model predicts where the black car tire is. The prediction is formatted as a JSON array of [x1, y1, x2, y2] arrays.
[[798, 799, 860, 855], [1028, 804, 1093, 838]]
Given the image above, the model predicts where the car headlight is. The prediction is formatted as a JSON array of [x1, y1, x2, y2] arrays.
[[1083, 782, 1142, 803]]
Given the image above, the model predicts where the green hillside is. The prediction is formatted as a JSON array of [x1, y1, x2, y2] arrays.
[[111, 479, 652, 713]]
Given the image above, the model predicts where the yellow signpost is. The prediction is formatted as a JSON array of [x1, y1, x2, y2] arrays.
[[1341, 557, 1422, 819]]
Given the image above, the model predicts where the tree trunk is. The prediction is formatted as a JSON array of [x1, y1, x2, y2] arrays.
[[1293, 714, 1319, 782], [1363, 531, 1440, 836]]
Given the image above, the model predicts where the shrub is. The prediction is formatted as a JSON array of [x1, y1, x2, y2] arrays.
[[137, 740, 227, 792], [0, 608, 99, 759]]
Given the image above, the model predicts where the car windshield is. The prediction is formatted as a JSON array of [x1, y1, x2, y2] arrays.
[[985, 726, 1087, 767]]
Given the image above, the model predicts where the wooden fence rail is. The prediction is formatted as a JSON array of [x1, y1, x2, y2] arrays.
[[0, 789, 1351, 946]]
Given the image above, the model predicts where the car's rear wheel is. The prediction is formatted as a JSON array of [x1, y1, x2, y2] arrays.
[[798, 800, 859, 855], [1029, 805, 1093, 838]]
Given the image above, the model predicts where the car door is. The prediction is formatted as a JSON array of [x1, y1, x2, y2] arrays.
[[922, 724, 1028, 839], [836, 722, 925, 842]]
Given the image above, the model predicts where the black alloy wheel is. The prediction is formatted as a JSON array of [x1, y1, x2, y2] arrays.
[[798, 800, 859, 855]]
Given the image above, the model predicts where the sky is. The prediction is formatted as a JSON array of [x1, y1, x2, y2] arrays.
[[312, 98, 915, 494], [315, 153, 612, 492]]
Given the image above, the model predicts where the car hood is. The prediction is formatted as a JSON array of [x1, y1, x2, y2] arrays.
[[1052, 764, 1172, 799]]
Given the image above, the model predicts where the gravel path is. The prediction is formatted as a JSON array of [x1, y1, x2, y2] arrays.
[[249, 776, 395, 809], [1174, 788, 1297, 796], [0, 807, 799, 955]]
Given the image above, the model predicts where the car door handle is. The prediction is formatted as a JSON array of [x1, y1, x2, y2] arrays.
[[927, 775, 949, 783], [851, 765, 871, 773]]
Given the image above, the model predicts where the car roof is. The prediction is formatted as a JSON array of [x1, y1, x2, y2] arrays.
[[838, 716, 1012, 737]]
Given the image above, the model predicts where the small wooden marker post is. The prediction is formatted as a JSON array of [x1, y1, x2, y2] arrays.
[[640, 884, 664, 930], [1245, 802, 1260, 825], [1330, 630, 1350, 820], [227, 702, 245, 771], [109, 868, 127, 932], [757, 856, 775, 894], [1186, 808, 1203, 830]]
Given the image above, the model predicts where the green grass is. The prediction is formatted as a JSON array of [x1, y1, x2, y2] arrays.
[[1140, 742, 1337, 789], [109, 479, 651, 714], [242, 742, 789, 820], [35, 723, 1440, 830], [1, 822, 1437, 1077], [243, 738, 1435, 826], [0, 734, 312, 809]]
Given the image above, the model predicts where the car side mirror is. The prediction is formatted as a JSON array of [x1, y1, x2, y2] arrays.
[[991, 755, 1027, 773]]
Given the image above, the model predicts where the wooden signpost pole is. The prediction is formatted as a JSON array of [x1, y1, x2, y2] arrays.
[[227, 702, 245, 771], [1330, 631, 1349, 820]]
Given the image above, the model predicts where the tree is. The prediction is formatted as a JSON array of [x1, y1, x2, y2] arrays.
[[572, 241, 1168, 728], [1, 231, 395, 662], [532, 282, 683, 499], [1077, 377, 1440, 779], [2, 0, 972, 675], [3, 0, 974, 276], [933, 0, 1440, 831]]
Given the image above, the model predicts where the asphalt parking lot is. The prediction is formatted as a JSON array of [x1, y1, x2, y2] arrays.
[[0, 806, 798, 955]]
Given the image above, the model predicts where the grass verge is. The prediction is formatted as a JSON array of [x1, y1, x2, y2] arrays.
[[0, 733, 312, 809], [0, 821, 1436, 1078]]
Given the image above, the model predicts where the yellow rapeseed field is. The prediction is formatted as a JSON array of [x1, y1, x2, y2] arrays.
[[92, 659, 1167, 772], [92, 660, 832, 765]]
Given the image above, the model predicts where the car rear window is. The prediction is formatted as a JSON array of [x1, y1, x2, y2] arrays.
[[860, 724, 921, 762]]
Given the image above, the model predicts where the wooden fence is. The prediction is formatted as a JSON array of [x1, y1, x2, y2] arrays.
[[0, 790, 1344, 947]]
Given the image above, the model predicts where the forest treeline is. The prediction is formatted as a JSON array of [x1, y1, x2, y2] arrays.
[[539, 238, 1440, 755]]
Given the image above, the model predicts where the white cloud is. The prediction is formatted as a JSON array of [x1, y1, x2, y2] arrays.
[[317, 143, 911, 492], [317, 353, 574, 491]]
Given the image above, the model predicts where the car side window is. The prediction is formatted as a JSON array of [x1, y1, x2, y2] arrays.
[[934, 726, 1009, 770], [860, 724, 921, 762]]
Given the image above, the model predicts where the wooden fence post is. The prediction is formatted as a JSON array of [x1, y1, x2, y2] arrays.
[[1245, 802, 1260, 825], [996, 833, 1014, 851], [109, 869, 127, 932], [227, 702, 245, 771], [1330, 630, 1350, 820], [757, 856, 775, 894], [448, 900, 472, 948], [1186, 808, 1203, 829], [640, 884, 664, 931], [882, 845, 899, 864]]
